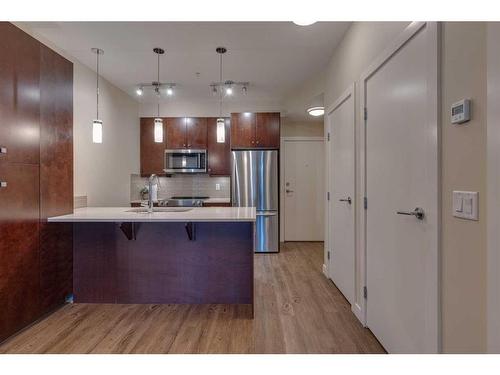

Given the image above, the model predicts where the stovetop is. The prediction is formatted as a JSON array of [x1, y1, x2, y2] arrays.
[[170, 196, 209, 200]]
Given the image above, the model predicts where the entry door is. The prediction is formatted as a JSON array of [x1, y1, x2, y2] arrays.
[[284, 139, 324, 241], [364, 23, 438, 353], [327, 87, 355, 305]]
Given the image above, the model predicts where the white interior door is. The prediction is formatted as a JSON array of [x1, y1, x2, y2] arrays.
[[327, 87, 355, 305], [364, 23, 439, 353], [283, 139, 324, 241]]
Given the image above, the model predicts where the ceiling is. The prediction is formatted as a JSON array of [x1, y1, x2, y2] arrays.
[[21, 22, 350, 115]]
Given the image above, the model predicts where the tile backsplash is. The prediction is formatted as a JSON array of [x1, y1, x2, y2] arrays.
[[130, 174, 230, 201]]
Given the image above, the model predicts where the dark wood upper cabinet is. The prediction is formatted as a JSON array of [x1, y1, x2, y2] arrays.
[[231, 113, 255, 149], [256, 112, 280, 148], [166, 117, 186, 149], [207, 117, 231, 176], [165, 117, 207, 149], [231, 112, 280, 149], [185, 117, 207, 149], [140, 117, 166, 176], [0, 23, 40, 165]]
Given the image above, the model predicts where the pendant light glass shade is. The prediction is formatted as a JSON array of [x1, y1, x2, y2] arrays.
[[154, 118, 163, 143], [92, 119, 103, 144], [91, 48, 104, 143], [216, 118, 225, 143]]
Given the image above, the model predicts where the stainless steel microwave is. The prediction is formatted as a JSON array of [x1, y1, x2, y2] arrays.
[[164, 149, 207, 174]]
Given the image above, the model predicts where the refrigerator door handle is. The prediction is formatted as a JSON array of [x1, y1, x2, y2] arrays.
[[256, 211, 278, 217]]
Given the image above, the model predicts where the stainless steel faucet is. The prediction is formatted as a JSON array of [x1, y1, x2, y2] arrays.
[[144, 174, 160, 213]]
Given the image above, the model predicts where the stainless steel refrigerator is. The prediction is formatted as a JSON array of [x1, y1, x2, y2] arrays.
[[231, 150, 279, 253]]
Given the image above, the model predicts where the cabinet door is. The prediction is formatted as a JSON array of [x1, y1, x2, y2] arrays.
[[166, 117, 187, 149], [231, 113, 255, 149], [186, 117, 207, 149], [207, 117, 231, 176], [256, 112, 280, 149], [0, 23, 40, 165], [39, 45, 74, 313], [140, 118, 166, 175], [0, 163, 40, 342]]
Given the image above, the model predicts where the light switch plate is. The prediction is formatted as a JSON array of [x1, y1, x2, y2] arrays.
[[215, 183, 221, 191], [453, 191, 478, 220]]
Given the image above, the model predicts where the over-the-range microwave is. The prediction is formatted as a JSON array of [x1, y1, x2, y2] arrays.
[[164, 149, 207, 174]]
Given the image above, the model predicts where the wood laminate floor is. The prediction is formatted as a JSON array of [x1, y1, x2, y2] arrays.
[[0, 242, 385, 354]]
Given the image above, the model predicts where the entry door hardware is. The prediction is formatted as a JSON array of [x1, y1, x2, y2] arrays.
[[339, 197, 352, 205], [327, 192, 330, 201], [396, 207, 425, 220], [363, 286, 368, 299]]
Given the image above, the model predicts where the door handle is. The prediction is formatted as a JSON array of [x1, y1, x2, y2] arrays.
[[396, 207, 425, 220], [339, 197, 352, 204], [286, 189, 294, 193]]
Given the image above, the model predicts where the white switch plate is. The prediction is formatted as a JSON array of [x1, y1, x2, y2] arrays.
[[453, 191, 478, 220], [215, 183, 221, 191]]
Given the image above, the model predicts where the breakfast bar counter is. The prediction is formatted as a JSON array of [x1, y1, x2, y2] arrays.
[[49, 207, 256, 316]]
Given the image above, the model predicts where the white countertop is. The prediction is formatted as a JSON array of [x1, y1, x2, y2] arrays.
[[130, 197, 231, 204], [48, 206, 255, 223]]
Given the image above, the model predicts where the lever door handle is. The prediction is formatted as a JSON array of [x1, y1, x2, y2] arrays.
[[339, 197, 352, 204], [286, 189, 294, 193], [396, 207, 425, 220]]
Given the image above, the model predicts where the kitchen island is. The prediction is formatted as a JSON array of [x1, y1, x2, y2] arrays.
[[49, 207, 255, 315]]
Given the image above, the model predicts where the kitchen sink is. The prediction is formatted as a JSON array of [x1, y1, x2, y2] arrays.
[[126, 207, 193, 213]]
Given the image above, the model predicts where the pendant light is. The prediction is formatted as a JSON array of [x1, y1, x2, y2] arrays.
[[153, 48, 165, 143], [91, 48, 104, 143], [216, 47, 227, 143]]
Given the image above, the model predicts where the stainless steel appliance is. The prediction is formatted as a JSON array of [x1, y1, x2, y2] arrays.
[[159, 196, 207, 207], [164, 149, 207, 174], [232, 150, 279, 253]]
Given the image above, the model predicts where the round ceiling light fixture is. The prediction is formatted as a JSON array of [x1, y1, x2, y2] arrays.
[[293, 21, 317, 26], [307, 106, 324, 117]]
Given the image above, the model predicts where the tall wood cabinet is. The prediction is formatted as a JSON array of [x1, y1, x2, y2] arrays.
[[0, 23, 73, 342], [140, 117, 166, 176], [207, 117, 231, 176], [231, 112, 280, 149]]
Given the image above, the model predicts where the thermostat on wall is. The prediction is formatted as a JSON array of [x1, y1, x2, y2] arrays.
[[451, 99, 471, 124]]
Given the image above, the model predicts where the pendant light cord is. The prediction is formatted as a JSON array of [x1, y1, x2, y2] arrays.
[[219, 52, 223, 117], [157, 50, 160, 118], [96, 51, 99, 119]]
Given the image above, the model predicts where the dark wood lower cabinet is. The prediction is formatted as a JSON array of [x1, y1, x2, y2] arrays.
[[0, 163, 40, 342]]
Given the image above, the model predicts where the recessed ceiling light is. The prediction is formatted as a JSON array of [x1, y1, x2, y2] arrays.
[[293, 21, 317, 26], [307, 106, 324, 117]]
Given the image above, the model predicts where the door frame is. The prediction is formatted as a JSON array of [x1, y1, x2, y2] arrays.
[[280, 136, 325, 242], [359, 21, 441, 352], [324, 83, 357, 305]]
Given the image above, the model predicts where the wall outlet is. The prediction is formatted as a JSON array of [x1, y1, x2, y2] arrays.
[[215, 183, 221, 191]]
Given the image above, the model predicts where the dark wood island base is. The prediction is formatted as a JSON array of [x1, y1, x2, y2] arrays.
[[73, 221, 254, 316]]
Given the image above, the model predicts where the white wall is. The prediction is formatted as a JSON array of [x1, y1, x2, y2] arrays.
[[73, 62, 140, 206], [14, 22, 141, 207], [487, 22, 500, 353], [322, 21, 489, 353]]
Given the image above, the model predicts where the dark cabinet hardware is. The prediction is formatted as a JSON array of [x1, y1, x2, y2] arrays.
[[185, 222, 196, 241]]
